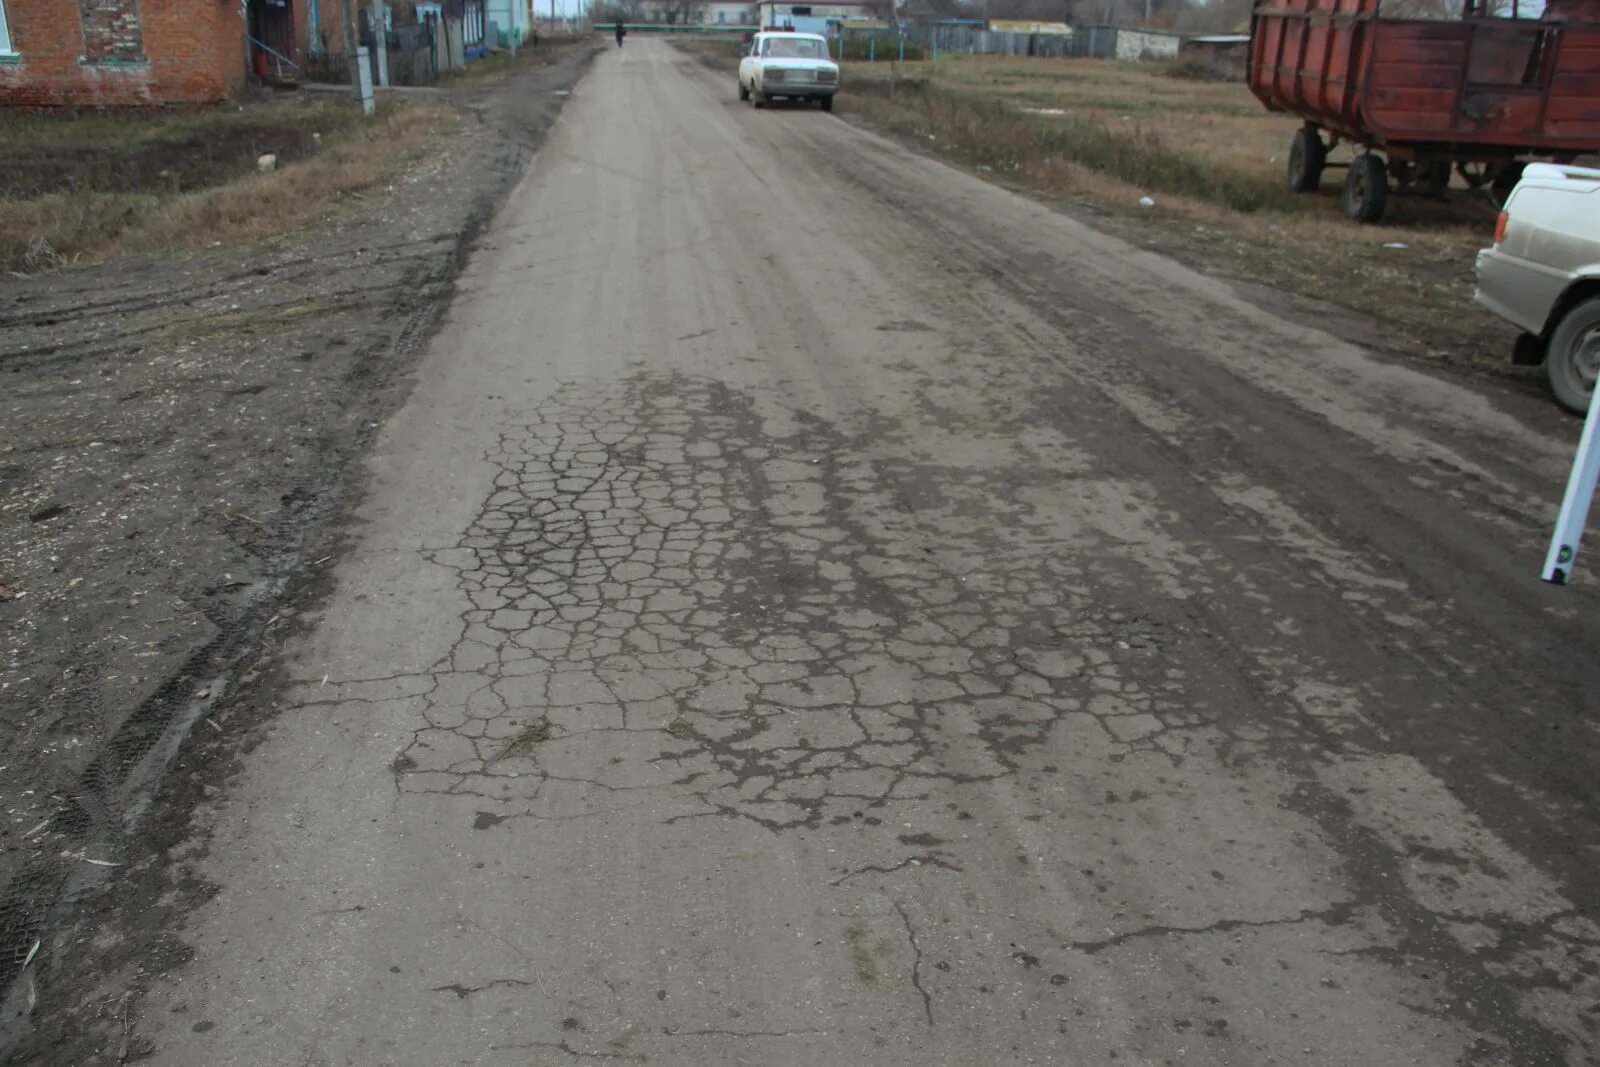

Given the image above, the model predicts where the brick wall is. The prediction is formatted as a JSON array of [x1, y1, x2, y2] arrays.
[[0, 0, 248, 106], [79, 0, 146, 61]]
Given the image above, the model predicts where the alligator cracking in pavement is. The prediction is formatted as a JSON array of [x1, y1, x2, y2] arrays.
[[275, 372, 1592, 1059], [295, 373, 1207, 834]]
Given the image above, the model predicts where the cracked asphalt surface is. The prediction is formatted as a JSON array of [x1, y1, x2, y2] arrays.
[[130, 41, 1600, 1064]]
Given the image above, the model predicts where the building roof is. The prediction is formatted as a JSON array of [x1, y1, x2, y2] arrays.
[[989, 18, 1072, 33]]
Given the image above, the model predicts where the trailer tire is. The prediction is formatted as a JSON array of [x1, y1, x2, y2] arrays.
[[1492, 162, 1525, 205], [1546, 297, 1600, 415], [1342, 154, 1389, 223], [1287, 128, 1325, 192]]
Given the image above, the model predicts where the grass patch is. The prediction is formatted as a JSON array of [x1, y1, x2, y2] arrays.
[[848, 73, 1302, 215], [843, 919, 879, 986], [434, 37, 586, 88], [1156, 55, 1246, 83], [837, 37, 927, 62], [825, 54, 1508, 371], [0, 101, 367, 200], [674, 36, 746, 68], [0, 95, 455, 273]]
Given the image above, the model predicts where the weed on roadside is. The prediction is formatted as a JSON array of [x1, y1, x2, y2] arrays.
[[435, 37, 586, 88], [849, 75, 1304, 216], [0, 96, 455, 273]]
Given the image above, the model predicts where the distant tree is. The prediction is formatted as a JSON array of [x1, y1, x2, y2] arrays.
[[1064, 0, 1196, 26], [592, 0, 645, 20], [987, 0, 1073, 22], [656, 0, 709, 23], [1171, 0, 1251, 31], [1383, 0, 1524, 15], [899, 0, 977, 18], [1381, 0, 1458, 15]]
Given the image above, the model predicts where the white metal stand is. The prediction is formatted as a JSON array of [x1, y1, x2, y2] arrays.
[[370, 0, 389, 87], [355, 46, 376, 116], [1543, 392, 1600, 584]]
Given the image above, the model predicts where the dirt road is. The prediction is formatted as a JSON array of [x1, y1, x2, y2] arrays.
[[83, 41, 1600, 1064]]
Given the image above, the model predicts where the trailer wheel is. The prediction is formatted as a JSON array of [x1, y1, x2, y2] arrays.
[[1342, 154, 1389, 223], [1492, 162, 1525, 205], [1287, 128, 1325, 193], [1546, 296, 1600, 415]]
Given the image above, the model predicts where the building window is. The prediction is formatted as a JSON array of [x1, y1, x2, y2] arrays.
[[717, 9, 726, 21], [0, 0, 15, 54], [78, 0, 145, 62]]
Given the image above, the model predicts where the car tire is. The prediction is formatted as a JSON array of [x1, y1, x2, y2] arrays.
[[739, 80, 749, 101], [1341, 153, 1389, 223], [820, 95, 833, 112], [1287, 127, 1324, 192], [1546, 296, 1600, 415]]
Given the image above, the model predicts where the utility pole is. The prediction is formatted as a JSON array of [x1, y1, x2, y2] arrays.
[[342, 0, 360, 99], [371, 0, 389, 86], [341, 0, 375, 114]]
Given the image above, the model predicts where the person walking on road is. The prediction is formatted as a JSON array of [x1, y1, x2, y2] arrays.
[[615, 23, 626, 46]]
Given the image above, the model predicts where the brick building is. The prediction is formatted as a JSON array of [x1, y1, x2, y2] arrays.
[[0, 0, 249, 106]]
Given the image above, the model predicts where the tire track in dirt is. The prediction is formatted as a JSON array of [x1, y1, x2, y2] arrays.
[[0, 47, 600, 1061]]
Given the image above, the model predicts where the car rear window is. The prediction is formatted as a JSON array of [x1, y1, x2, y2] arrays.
[[765, 38, 830, 59]]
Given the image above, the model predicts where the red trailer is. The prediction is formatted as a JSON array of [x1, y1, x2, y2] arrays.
[[1249, 0, 1600, 221]]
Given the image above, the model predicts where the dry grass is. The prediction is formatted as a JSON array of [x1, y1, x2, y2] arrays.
[[850, 72, 1304, 214], [494, 720, 553, 761], [824, 55, 1508, 370], [845, 57, 1501, 223], [0, 96, 455, 273], [434, 37, 587, 87]]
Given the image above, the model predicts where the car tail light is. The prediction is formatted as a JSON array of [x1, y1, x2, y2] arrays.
[[1494, 210, 1509, 245]]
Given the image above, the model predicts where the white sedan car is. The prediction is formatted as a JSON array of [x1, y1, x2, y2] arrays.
[[1474, 163, 1600, 412], [738, 32, 840, 111]]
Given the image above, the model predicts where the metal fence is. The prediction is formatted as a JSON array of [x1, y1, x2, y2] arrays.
[[389, 22, 439, 84], [302, 19, 441, 87], [852, 24, 1181, 61], [904, 25, 1077, 58]]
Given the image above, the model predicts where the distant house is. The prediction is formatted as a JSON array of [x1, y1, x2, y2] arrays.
[[987, 19, 1071, 35], [1180, 32, 1249, 76], [1072, 25, 1181, 60], [0, 0, 439, 105], [0, 0, 250, 105], [486, 0, 534, 44], [756, 0, 874, 31], [699, 2, 757, 26]]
